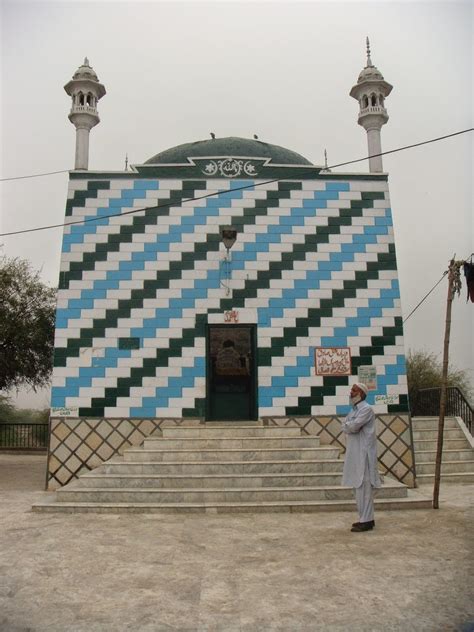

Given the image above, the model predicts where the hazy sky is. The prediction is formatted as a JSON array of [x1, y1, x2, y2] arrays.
[[1, 0, 472, 408]]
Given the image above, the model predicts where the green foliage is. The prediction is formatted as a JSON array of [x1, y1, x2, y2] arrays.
[[0, 256, 56, 392], [406, 349, 473, 406], [0, 395, 49, 423], [0, 395, 16, 423]]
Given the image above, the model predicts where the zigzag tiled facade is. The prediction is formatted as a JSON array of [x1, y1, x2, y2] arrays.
[[51, 172, 409, 419]]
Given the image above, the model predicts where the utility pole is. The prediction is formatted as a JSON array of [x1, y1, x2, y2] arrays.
[[433, 258, 462, 509]]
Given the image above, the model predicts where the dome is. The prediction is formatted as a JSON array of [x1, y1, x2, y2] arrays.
[[145, 137, 312, 165], [357, 64, 385, 84], [72, 58, 100, 82]]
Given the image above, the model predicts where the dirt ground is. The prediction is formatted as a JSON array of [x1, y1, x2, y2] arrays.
[[0, 452, 473, 632]]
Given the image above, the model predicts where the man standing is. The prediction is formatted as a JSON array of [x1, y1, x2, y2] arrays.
[[342, 383, 382, 532]]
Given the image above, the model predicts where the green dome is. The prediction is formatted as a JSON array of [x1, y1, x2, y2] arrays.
[[145, 137, 312, 165]]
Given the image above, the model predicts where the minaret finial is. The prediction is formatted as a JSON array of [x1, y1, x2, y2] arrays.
[[366, 37, 373, 67]]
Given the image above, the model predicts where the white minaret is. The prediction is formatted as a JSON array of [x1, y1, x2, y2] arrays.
[[64, 58, 106, 170], [350, 38, 392, 173]]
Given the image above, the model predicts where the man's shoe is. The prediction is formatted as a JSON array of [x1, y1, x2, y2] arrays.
[[351, 521, 374, 532], [351, 520, 375, 528]]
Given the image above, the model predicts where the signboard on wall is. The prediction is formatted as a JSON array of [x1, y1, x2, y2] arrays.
[[314, 347, 352, 376], [223, 310, 239, 323], [375, 394, 400, 406], [357, 366, 377, 390], [51, 406, 79, 417]]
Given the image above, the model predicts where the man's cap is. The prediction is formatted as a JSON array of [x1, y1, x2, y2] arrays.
[[353, 382, 369, 395]]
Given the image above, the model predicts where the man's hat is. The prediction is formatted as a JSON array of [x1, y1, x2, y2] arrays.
[[353, 382, 369, 395]]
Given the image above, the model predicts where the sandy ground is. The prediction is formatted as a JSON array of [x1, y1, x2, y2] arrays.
[[0, 452, 473, 632]]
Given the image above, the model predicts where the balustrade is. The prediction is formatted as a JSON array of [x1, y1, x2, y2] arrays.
[[411, 387, 473, 434]]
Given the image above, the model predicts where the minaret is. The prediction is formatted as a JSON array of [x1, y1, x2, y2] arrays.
[[64, 58, 106, 170], [350, 38, 392, 173]]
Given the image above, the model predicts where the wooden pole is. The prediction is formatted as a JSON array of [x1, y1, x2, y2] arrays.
[[433, 259, 455, 509]]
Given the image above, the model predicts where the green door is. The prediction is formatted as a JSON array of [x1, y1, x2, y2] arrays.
[[207, 325, 257, 421]]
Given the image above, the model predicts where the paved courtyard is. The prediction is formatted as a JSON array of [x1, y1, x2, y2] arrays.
[[0, 453, 473, 632]]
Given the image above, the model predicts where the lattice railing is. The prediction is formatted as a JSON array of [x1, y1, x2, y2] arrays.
[[47, 414, 416, 489], [262, 414, 416, 487], [46, 417, 196, 489]]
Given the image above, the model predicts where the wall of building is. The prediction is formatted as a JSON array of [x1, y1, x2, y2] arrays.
[[51, 173, 408, 419]]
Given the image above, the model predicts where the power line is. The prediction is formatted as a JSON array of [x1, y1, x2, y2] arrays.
[[402, 273, 448, 324], [0, 169, 69, 182], [403, 252, 474, 323], [329, 128, 473, 169], [1, 127, 471, 184], [0, 127, 472, 237]]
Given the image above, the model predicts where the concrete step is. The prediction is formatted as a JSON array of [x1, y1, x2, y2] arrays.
[[161, 425, 302, 439], [123, 446, 340, 463], [32, 491, 431, 514], [412, 428, 465, 441], [101, 459, 344, 476], [412, 439, 469, 451], [75, 472, 347, 489], [415, 460, 474, 475], [142, 436, 321, 450], [34, 419, 436, 515], [411, 417, 459, 430], [413, 448, 474, 462], [56, 484, 407, 504], [415, 472, 474, 484]]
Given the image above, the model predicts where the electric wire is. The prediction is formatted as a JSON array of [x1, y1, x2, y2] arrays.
[[403, 252, 474, 323], [0, 169, 70, 182], [0, 127, 472, 238], [323, 128, 473, 170], [1, 128, 472, 184], [402, 273, 448, 323], [1, 132, 471, 324]]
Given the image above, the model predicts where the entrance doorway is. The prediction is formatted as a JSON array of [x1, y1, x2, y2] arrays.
[[206, 325, 257, 421]]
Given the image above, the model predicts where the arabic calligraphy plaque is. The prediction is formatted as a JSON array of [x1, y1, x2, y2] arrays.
[[314, 347, 352, 376]]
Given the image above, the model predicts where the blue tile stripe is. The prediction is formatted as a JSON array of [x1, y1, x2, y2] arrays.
[[52, 176, 407, 415], [62, 180, 160, 253], [57, 184, 252, 323], [259, 273, 401, 407], [56, 181, 355, 399]]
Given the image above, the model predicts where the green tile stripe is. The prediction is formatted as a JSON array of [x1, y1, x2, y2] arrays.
[[286, 317, 408, 415], [79, 325, 205, 416], [61, 181, 208, 288], [65, 181, 111, 217], [77, 183, 304, 415], [215, 195, 384, 311], [56, 182, 303, 364], [79, 190, 390, 416], [80, 248, 399, 417]]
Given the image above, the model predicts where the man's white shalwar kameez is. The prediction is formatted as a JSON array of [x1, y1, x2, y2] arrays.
[[342, 400, 382, 523]]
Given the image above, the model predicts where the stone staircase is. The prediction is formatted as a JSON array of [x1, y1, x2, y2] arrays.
[[412, 416, 474, 484], [33, 421, 430, 514]]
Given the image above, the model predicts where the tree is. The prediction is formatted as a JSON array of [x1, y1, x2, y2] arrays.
[[0, 395, 17, 423], [406, 349, 472, 410], [0, 256, 56, 392]]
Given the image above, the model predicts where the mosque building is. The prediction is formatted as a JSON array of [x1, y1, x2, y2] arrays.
[[46, 42, 415, 490]]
